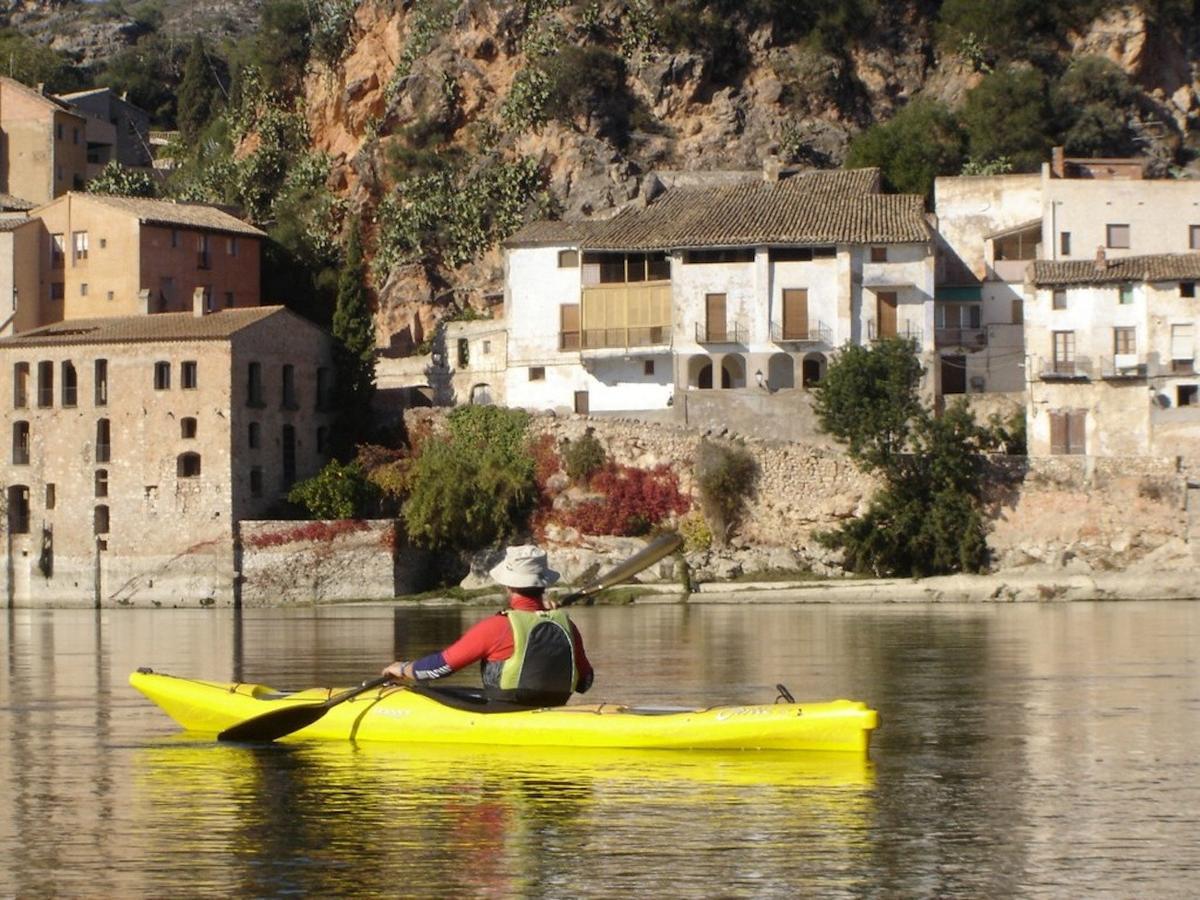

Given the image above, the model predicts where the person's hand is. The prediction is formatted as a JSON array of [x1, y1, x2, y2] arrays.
[[543, 595, 560, 610], [382, 661, 413, 682]]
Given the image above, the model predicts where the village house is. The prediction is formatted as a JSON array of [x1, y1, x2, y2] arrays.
[[0, 304, 336, 607], [1025, 252, 1200, 457], [0, 77, 89, 205], [55, 86, 154, 176], [494, 166, 935, 434], [934, 148, 1200, 399], [17, 192, 264, 332]]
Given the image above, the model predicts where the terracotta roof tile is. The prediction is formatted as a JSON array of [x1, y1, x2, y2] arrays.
[[0, 194, 36, 212], [506, 168, 929, 249], [0, 306, 288, 348], [70, 193, 266, 237], [1032, 254, 1200, 286]]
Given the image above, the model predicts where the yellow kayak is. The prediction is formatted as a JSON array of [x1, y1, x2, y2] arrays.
[[130, 670, 878, 753]]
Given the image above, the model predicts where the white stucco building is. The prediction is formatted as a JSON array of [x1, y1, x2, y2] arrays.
[[501, 167, 935, 418], [1025, 253, 1200, 457]]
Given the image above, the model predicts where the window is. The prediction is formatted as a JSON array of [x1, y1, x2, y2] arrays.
[[14, 362, 28, 408], [457, 338, 469, 368], [95, 419, 110, 463], [45, 484, 55, 510], [73, 231, 88, 261], [7, 486, 29, 534], [47, 234, 63, 270], [769, 247, 813, 262], [95, 469, 108, 498], [316, 368, 332, 410], [1052, 331, 1076, 374], [55, 122, 63, 140], [72, 127, 78, 144], [250, 466, 264, 497], [529, 366, 545, 381], [1113, 327, 1136, 355], [94, 505, 109, 535], [317, 426, 329, 454], [153, 361, 170, 390], [1106, 224, 1130, 249], [644, 360, 655, 376], [1049, 410, 1087, 455], [170, 229, 179, 249], [557, 249, 579, 268], [1171, 323, 1195, 372], [181, 417, 197, 439], [80, 283, 88, 296], [482, 340, 491, 355], [225, 291, 234, 308], [1060, 232, 1071, 256], [106, 291, 113, 302], [282, 365, 297, 408], [197, 234, 210, 269], [282, 425, 296, 488], [248, 421, 261, 449], [61, 361, 77, 407], [177, 453, 202, 477], [247, 362, 264, 406], [1052, 289, 1067, 310], [1178, 385, 1198, 407], [37, 361, 53, 408], [682, 249, 755, 265], [181, 361, 198, 389], [1119, 284, 1134, 305], [870, 246, 888, 263], [99, 238, 106, 249], [1182, 282, 1196, 299], [12, 421, 30, 465], [94, 359, 108, 406], [1190, 225, 1200, 250], [50, 282, 64, 301], [560, 304, 581, 351], [227, 237, 239, 256]]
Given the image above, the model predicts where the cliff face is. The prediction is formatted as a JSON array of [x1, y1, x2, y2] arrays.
[[300, 1, 1199, 350]]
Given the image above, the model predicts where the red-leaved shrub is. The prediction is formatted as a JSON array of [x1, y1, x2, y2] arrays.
[[561, 463, 690, 536]]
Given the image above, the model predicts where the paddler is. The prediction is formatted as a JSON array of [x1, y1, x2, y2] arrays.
[[383, 544, 593, 708]]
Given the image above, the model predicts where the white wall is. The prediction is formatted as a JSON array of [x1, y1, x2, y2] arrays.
[[934, 174, 1043, 278]]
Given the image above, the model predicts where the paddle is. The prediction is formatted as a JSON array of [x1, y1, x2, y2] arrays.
[[216, 532, 683, 743]]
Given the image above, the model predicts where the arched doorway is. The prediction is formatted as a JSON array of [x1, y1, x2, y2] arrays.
[[688, 354, 714, 389], [470, 383, 493, 405], [766, 353, 794, 389], [721, 353, 746, 389], [802, 353, 826, 388]]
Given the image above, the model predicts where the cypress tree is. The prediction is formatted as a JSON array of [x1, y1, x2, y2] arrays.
[[330, 222, 376, 455], [176, 36, 214, 141]]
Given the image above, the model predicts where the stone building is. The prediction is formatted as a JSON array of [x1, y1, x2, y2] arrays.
[[0, 304, 336, 607], [1025, 253, 1200, 457], [0, 77, 88, 204], [501, 166, 935, 421], [56, 87, 154, 174], [23, 192, 264, 330]]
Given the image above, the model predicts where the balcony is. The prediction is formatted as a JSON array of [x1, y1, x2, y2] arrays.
[[580, 282, 672, 354], [868, 321, 923, 344], [770, 320, 831, 345], [1099, 356, 1147, 380], [1039, 356, 1094, 380], [695, 322, 745, 344], [581, 326, 672, 352], [935, 328, 988, 350]]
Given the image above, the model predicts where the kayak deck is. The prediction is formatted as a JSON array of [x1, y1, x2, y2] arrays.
[[129, 670, 878, 753]]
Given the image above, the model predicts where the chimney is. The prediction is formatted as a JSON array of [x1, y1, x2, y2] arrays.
[[1050, 146, 1066, 179], [137, 288, 151, 314], [35, 82, 45, 95], [762, 155, 782, 183], [193, 286, 209, 317], [1094, 246, 1108, 272]]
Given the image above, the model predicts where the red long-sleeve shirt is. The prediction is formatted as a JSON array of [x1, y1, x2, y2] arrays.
[[411, 594, 593, 691]]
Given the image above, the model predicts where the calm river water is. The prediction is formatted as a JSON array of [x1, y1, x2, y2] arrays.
[[2, 601, 1199, 898]]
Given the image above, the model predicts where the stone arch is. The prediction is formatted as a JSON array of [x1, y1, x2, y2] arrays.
[[688, 354, 714, 389], [470, 383, 493, 405], [766, 352, 794, 390], [721, 353, 746, 389], [802, 353, 826, 388]]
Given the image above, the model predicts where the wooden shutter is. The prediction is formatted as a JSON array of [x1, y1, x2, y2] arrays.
[[706, 293, 726, 342], [877, 292, 897, 338], [1067, 411, 1086, 455], [782, 289, 808, 340], [1049, 412, 1068, 455], [560, 304, 580, 350]]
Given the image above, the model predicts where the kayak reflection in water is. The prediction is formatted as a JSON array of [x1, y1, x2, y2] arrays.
[[383, 545, 594, 709]]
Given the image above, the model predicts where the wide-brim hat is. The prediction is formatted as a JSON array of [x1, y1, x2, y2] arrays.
[[489, 544, 560, 589]]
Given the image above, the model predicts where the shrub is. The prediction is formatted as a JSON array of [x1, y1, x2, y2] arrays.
[[87, 161, 157, 198], [1050, 56, 1141, 158], [288, 459, 380, 519], [561, 464, 690, 536], [678, 510, 713, 553], [845, 99, 966, 201], [961, 67, 1051, 173], [563, 429, 606, 484], [695, 439, 758, 545]]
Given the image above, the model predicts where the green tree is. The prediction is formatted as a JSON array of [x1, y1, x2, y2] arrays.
[[177, 36, 217, 141], [288, 459, 380, 518], [961, 67, 1052, 172], [813, 342, 996, 577], [330, 221, 376, 454], [87, 161, 157, 197], [0, 29, 87, 93], [845, 99, 966, 200], [1050, 56, 1141, 157], [254, 0, 312, 94]]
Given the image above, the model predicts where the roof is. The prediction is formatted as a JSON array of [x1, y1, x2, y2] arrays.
[[506, 168, 929, 250], [47, 193, 266, 237], [985, 218, 1042, 241], [0, 194, 36, 212], [1032, 254, 1200, 286], [0, 76, 82, 117], [0, 306, 290, 348], [0, 216, 32, 232]]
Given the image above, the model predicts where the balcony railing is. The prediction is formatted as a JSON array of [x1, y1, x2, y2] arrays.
[[770, 320, 831, 344], [1039, 356, 1094, 380], [1098, 356, 1147, 380], [868, 321, 923, 344], [935, 327, 988, 349], [695, 322, 744, 344], [581, 326, 672, 351]]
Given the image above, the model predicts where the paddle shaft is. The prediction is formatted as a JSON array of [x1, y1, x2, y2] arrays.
[[559, 532, 683, 607]]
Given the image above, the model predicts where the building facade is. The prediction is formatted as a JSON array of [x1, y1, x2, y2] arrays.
[[0, 77, 88, 205], [0, 305, 335, 607], [24, 192, 263, 329], [56, 87, 154, 175], [502, 167, 935, 418]]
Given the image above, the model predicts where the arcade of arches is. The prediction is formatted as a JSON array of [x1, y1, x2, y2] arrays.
[[685, 352, 826, 390]]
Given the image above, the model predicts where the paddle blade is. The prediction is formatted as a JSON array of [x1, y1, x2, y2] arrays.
[[217, 703, 329, 743]]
